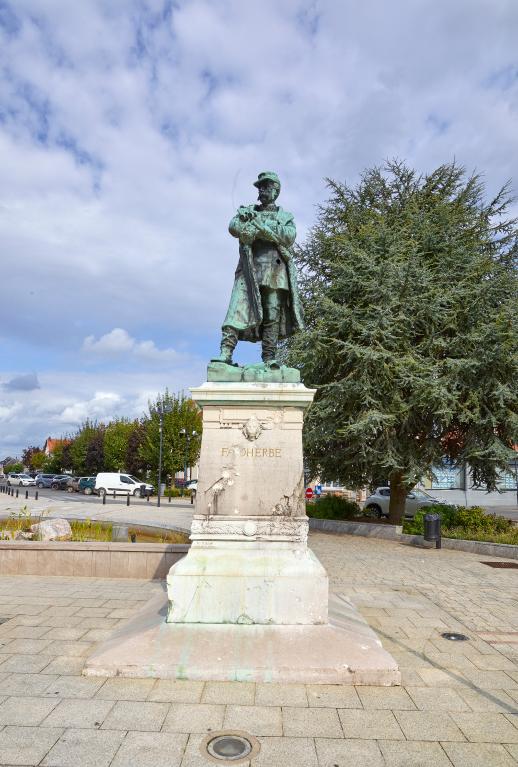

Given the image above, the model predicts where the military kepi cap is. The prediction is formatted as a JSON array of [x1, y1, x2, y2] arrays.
[[253, 171, 281, 188]]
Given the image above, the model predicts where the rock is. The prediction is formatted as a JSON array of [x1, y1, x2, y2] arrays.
[[14, 531, 34, 540], [30, 518, 72, 541]]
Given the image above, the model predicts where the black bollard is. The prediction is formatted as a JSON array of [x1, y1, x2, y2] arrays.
[[146, 492, 150, 503], [25, 490, 28, 499], [35, 490, 38, 500], [168, 493, 171, 503], [126, 493, 130, 506], [16, 489, 19, 498], [102, 492, 106, 506], [113, 490, 116, 500]]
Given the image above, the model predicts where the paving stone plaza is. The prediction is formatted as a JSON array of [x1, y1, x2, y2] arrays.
[[1, 531, 518, 766]]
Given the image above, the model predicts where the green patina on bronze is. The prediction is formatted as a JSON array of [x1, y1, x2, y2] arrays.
[[210, 171, 303, 382]]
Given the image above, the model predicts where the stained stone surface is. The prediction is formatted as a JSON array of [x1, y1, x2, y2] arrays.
[[83, 592, 400, 685], [166, 381, 329, 627]]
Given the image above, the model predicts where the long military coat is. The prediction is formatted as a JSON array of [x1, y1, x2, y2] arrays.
[[222, 204, 304, 342]]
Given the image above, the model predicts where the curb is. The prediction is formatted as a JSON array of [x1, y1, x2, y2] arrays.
[[308, 517, 518, 560]]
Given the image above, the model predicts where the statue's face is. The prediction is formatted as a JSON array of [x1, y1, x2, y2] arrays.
[[257, 180, 279, 206]]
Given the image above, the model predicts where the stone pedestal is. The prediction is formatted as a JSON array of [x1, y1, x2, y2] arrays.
[[166, 382, 328, 626], [83, 379, 400, 685]]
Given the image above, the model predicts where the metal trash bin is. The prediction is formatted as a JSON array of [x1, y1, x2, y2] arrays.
[[424, 512, 441, 549], [139, 484, 146, 498]]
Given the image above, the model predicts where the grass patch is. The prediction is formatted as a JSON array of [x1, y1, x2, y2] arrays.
[[71, 519, 112, 542], [0, 509, 189, 544]]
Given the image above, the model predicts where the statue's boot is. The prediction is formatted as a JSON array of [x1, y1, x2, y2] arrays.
[[261, 291, 281, 369], [211, 327, 238, 365]]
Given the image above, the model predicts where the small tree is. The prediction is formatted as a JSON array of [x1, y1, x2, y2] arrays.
[[22, 446, 45, 471], [42, 447, 64, 474], [125, 421, 149, 478], [104, 419, 136, 472], [139, 391, 202, 483], [288, 161, 518, 523], [69, 420, 104, 475], [5, 461, 23, 474]]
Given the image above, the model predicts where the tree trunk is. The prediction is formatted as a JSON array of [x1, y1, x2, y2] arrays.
[[388, 470, 407, 524]]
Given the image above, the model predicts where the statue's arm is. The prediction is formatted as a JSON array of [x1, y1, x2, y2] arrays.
[[255, 216, 296, 248], [229, 212, 244, 239]]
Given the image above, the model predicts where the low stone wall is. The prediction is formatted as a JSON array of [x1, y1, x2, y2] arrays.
[[308, 518, 403, 539], [309, 517, 518, 560], [0, 541, 190, 579]]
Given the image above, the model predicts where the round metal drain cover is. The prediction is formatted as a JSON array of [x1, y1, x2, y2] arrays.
[[207, 735, 252, 761], [441, 632, 469, 641]]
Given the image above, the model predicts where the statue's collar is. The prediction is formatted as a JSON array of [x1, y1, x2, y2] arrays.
[[255, 204, 279, 212]]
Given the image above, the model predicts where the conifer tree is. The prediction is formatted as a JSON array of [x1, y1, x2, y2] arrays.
[[288, 161, 518, 522]]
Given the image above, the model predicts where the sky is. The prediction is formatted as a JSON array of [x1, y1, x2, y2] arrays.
[[1, 0, 517, 458]]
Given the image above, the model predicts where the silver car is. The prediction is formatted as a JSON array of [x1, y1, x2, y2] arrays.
[[8, 473, 36, 487], [363, 487, 448, 519]]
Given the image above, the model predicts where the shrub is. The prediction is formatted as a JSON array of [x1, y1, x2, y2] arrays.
[[306, 495, 361, 520], [403, 504, 513, 539], [164, 487, 191, 498]]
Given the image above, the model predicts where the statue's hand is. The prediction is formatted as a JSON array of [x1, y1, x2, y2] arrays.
[[240, 224, 255, 245]]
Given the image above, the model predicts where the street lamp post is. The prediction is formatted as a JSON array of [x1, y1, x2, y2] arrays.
[[157, 402, 172, 508], [179, 429, 198, 497]]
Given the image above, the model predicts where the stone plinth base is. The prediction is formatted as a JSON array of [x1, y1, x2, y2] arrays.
[[166, 541, 328, 625], [83, 592, 400, 686]]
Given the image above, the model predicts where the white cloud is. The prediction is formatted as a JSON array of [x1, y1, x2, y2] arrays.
[[82, 328, 180, 362], [1, 0, 517, 454], [58, 391, 122, 424]]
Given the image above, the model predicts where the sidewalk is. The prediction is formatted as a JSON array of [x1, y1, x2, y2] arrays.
[[0, 494, 194, 533], [1, 533, 518, 764]]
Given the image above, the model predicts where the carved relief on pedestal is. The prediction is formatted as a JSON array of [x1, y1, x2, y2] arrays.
[[217, 408, 280, 433], [242, 415, 262, 441], [190, 516, 309, 544]]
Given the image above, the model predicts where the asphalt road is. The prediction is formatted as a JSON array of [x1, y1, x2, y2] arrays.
[[3, 485, 194, 509]]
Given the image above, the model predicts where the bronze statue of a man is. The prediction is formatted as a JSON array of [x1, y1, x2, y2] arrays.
[[213, 171, 304, 369]]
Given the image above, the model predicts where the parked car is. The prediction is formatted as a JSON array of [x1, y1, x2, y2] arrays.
[[35, 474, 57, 488], [50, 475, 72, 490], [363, 487, 452, 519], [7, 473, 36, 487], [78, 477, 97, 495], [66, 476, 86, 493], [95, 473, 154, 497], [186, 479, 197, 504]]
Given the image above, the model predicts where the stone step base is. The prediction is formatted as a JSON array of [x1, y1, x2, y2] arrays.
[[83, 592, 400, 686], [167, 544, 328, 625]]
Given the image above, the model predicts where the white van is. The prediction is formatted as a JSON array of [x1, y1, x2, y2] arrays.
[[95, 473, 154, 497]]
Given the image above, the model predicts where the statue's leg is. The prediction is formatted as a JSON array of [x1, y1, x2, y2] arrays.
[[260, 288, 281, 365], [211, 326, 238, 364]]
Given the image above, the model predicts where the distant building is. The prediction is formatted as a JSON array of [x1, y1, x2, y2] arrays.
[[419, 452, 518, 508], [0, 456, 18, 473], [43, 437, 71, 457]]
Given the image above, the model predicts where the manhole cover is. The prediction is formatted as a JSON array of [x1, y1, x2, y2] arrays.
[[201, 730, 260, 764], [482, 561, 518, 569], [441, 632, 470, 641]]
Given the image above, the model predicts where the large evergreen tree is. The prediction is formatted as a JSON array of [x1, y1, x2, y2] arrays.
[[288, 161, 518, 522]]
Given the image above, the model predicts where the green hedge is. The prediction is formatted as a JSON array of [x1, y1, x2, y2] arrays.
[[403, 504, 517, 544], [164, 487, 192, 498], [306, 495, 362, 520]]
